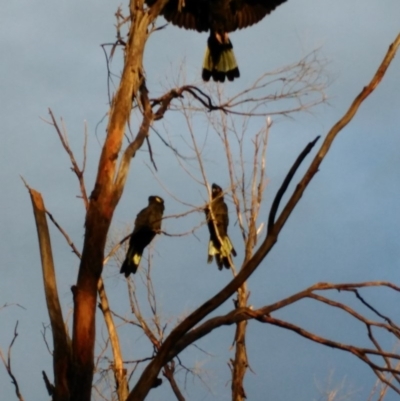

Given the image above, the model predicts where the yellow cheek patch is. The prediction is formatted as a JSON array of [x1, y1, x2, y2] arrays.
[[155, 197, 162, 203]]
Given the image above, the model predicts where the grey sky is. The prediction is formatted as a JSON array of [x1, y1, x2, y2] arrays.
[[1, 1, 400, 400]]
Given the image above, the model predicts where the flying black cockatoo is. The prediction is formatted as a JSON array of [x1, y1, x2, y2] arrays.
[[205, 183, 237, 269], [146, 0, 287, 82], [120, 196, 165, 277]]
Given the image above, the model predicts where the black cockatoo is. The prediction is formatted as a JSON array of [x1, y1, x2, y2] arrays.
[[120, 196, 165, 277], [205, 183, 237, 269], [146, 0, 287, 82]]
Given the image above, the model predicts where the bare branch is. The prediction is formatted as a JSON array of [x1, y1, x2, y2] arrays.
[[263, 314, 400, 389], [0, 303, 26, 312], [113, 81, 153, 199], [164, 281, 400, 361], [268, 135, 320, 233], [45, 210, 82, 259], [163, 361, 186, 401], [97, 280, 129, 401], [151, 50, 328, 119], [47, 109, 89, 209], [41, 323, 53, 356], [145, 136, 158, 171], [0, 322, 24, 401], [103, 233, 131, 265], [24, 182, 71, 400], [353, 289, 396, 326], [272, 33, 400, 239], [42, 370, 55, 396]]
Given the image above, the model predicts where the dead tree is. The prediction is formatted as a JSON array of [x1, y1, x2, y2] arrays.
[[17, 0, 400, 399]]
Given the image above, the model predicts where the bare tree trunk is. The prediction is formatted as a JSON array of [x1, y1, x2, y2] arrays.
[[231, 283, 249, 401], [70, 4, 153, 399]]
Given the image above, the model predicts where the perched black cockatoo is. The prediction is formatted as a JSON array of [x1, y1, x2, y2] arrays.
[[146, 0, 287, 82], [205, 183, 237, 269], [120, 196, 165, 277]]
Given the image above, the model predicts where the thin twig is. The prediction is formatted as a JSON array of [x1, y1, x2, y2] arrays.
[[0, 322, 25, 401], [45, 210, 82, 258], [47, 109, 89, 208]]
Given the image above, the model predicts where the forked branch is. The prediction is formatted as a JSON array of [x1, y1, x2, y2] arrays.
[[160, 282, 400, 395], [165, 282, 400, 359]]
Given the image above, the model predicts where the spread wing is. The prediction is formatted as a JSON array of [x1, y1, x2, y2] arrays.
[[232, 0, 287, 30], [145, 0, 209, 31], [146, 0, 287, 32]]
